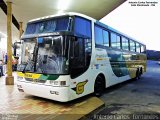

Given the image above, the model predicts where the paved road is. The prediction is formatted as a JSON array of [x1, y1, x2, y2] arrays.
[[87, 60, 160, 119]]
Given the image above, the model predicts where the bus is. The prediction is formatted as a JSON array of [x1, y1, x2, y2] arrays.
[[17, 12, 147, 102]]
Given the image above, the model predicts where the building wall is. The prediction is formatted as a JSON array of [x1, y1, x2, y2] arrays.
[[0, 37, 7, 60]]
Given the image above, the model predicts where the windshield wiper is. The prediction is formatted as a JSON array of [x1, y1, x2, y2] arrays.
[[22, 60, 34, 73], [21, 53, 33, 73], [22, 63, 27, 73], [37, 55, 47, 75], [33, 43, 39, 72]]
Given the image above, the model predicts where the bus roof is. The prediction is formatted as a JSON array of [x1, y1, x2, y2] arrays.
[[28, 12, 96, 23], [27, 12, 145, 46]]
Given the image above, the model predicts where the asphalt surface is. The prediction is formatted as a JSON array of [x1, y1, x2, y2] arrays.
[[87, 60, 160, 120]]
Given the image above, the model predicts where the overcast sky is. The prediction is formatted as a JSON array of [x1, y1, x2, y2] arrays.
[[100, 0, 160, 51]]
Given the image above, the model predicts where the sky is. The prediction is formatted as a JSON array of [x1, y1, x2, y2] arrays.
[[100, 0, 160, 51]]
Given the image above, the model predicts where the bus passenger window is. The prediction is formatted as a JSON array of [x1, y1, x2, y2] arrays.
[[111, 32, 117, 48], [122, 37, 129, 51], [136, 43, 141, 53], [111, 33, 121, 49], [141, 45, 145, 53], [103, 30, 109, 47], [116, 35, 121, 49], [130, 40, 136, 52], [95, 26, 103, 46], [74, 17, 91, 38]]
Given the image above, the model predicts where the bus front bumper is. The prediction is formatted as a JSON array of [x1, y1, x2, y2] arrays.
[[17, 81, 70, 102]]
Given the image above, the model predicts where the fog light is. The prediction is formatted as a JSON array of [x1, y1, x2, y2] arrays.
[[60, 81, 66, 86], [50, 81, 59, 85]]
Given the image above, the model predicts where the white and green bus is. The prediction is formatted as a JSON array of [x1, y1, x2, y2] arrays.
[[17, 12, 147, 102]]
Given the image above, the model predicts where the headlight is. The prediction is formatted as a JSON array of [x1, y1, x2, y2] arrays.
[[60, 81, 66, 86], [49, 80, 66, 86], [50, 81, 59, 85]]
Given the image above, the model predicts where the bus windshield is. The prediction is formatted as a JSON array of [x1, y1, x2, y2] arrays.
[[25, 17, 71, 35], [18, 36, 69, 74]]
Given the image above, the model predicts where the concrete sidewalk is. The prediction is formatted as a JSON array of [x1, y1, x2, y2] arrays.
[[0, 73, 104, 120]]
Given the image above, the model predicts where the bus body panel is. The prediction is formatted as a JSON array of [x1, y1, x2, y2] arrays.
[[17, 12, 147, 102], [17, 81, 70, 102]]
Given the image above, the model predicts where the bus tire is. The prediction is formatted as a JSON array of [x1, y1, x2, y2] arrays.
[[140, 67, 143, 75], [94, 75, 105, 97], [135, 68, 141, 80], [138, 67, 143, 79]]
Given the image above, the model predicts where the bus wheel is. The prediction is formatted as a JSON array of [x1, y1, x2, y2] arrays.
[[94, 75, 105, 97], [138, 67, 143, 79], [135, 68, 141, 80], [140, 67, 143, 75]]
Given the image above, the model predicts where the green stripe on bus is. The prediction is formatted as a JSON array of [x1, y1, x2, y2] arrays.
[[39, 75, 59, 80]]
